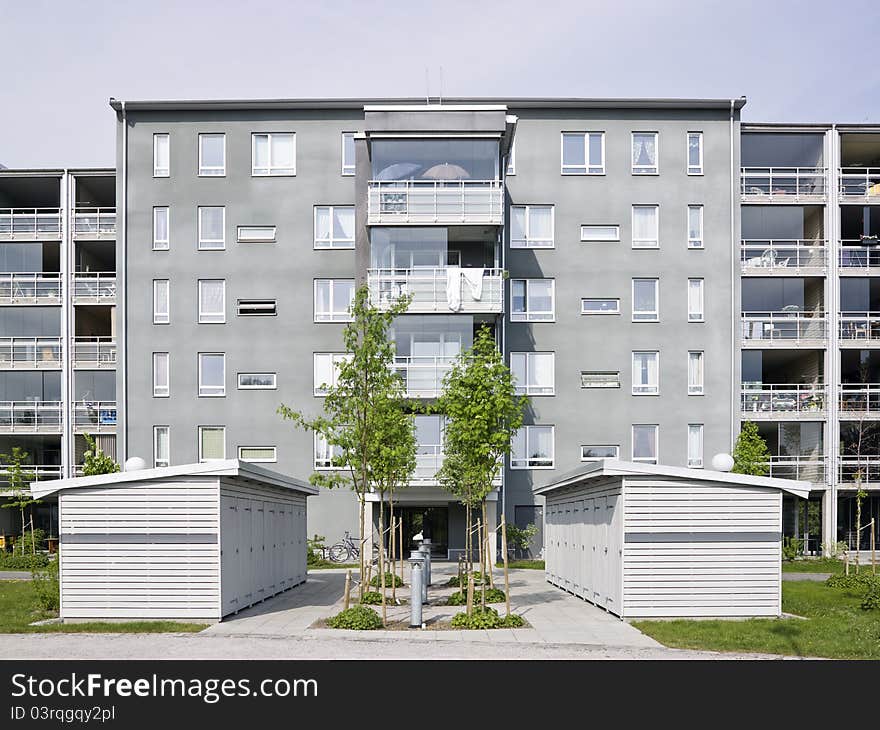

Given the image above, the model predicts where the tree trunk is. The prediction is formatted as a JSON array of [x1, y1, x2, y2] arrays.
[[856, 488, 862, 573], [358, 497, 366, 601], [501, 514, 511, 618], [379, 498, 387, 626], [29, 509, 35, 556], [483, 501, 494, 588], [343, 570, 351, 610], [19, 507, 24, 556], [467, 574, 474, 617], [465, 502, 471, 577], [390, 502, 396, 603]]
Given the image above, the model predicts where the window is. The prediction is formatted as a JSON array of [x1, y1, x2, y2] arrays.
[[580, 371, 620, 388], [632, 279, 659, 321], [153, 133, 169, 177], [511, 279, 554, 322], [153, 426, 170, 468], [688, 424, 704, 468], [562, 132, 604, 174], [314, 206, 355, 249], [632, 424, 658, 464], [153, 207, 169, 250], [199, 426, 226, 461], [688, 132, 703, 175], [237, 299, 276, 316], [632, 206, 659, 248], [314, 353, 349, 395], [198, 280, 225, 323], [632, 351, 659, 395], [152, 352, 169, 397], [581, 225, 619, 242], [581, 298, 620, 315], [315, 432, 343, 469], [153, 279, 169, 324], [238, 372, 276, 390], [341, 132, 356, 176], [198, 133, 226, 176], [511, 352, 554, 395], [510, 205, 554, 248], [632, 132, 658, 174], [198, 207, 225, 250], [581, 445, 619, 462], [688, 205, 704, 249], [511, 425, 554, 469], [239, 446, 277, 463], [252, 132, 295, 176], [688, 278, 705, 322], [688, 351, 704, 395], [506, 138, 516, 175], [314, 279, 354, 322], [198, 353, 225, 397], [237, 226, 276, 243]]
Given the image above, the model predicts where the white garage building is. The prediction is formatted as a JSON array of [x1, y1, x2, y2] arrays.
[[31, 460, 317, 623], [535, 460, 810, 619]]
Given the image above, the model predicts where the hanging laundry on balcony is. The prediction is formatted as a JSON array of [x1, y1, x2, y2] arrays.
[[446, 265, 462, 311], [461, 267, 485, 301]]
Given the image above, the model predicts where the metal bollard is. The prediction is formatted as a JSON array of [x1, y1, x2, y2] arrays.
[[409, 551, 424, 627], [420, 539, 432, 586]]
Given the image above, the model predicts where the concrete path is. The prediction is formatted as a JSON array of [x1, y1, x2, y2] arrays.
[[782, 572, 831, 582], [0, 571, 31, 580]]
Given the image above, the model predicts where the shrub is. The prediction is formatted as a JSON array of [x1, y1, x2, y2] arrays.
[[861, 581, 880, 611], [446, 587, 506, 606], [450, 606, 526, 629], [326, 605, 383, 630], [31, 558, 59, 612], [447, 572, 489, 588], [0, 553, 50, 570], [369, 572, 404, 588], [782, 537, 803, 562], [359, 591, 383, 605], [825, 573, 880, 590], [307, 534, 326, 566]]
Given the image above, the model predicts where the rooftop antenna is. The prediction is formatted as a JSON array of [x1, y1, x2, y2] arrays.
[[439, 66, 443, 105]]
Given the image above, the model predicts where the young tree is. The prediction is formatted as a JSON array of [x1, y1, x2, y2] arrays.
[[0, 447, 38, 555], [731, 421, 771, 477], [81, 433, 121, 476]]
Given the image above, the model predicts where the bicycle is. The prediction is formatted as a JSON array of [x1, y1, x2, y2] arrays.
[[328, 531, 380, 564]]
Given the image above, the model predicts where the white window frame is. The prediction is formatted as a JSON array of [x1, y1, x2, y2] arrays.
[[153, 133, 169, 177], [341, 132, 356, 176], [198, 279, 226, 324], [198, 133, 226, 177], [314, 206, 355, 249], [688, 205, 704, 249], [510, 352, 555, 396], [152, 352, 169, 397], [580, 225, 620, 242], [198, 353, 226, 397], [237, 226, 276, 243], [314, 432, 342, 470], [580, 371, 620, 389], [510, 205, 555, 249], [153, 426, 170, 468], [153, 279, 170, 324], [238, 446, 277, 463], [313, 353, 350, 395], [198, 206, 226, 250], [510, 279, 555, 322], [252, 132, 296, 176], [631, 132, 659, 175], [153, 207, 170, 250], [237, 299, 276, 317], [561, 132, 605, 175], [237, 372, 277, 390], [314, 279, 354, 323], [581, 298, 620, 315], [688, 351, 705, 396], [580, 445, 619, 462], [688, 132, 704, 175], [511, 425, 555, 470], [198, 426, 226, 462], [632, 205, 660, 249], [632, 351, 660, 395], [632, 424, 659, 464], [688, 424, 704, 468], [506, 138, 516, 175], [688, 278, 705, 322], [632, 278, 659, 322]]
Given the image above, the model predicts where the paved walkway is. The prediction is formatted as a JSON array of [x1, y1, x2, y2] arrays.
[[782, 573, 830, 582], [0, 571, 31, 580]]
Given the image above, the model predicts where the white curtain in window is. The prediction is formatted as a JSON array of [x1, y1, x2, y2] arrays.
[[533, 353, 554, 390], [153, 353, 168, 389], [201, 428, 225, 460], [529, 207, 553, 242], [253, 135, 269, 169], [530, 426, 552, 460], [511, 353, 526, 388], [314, 354, 333, 391], [633, 206, 658, 242], [333, 207, 355, 240], [154, 135, 169, 173], [155, 428, 169, 462], [688, 425, 704, 466], [688, 352, 704, 391], [200, 354, 224, 388], [200, 281, 224, 315], [688, 134, 702, 167], [200, 208, 224, 241], [633, 134, 656, 167], [271, 134, 295, 170], [688, 206, 702, 241], [528, 280, 553, 313], [315, 281, 331, 315], [512, 429, 526, 462], [633, 352, 658, 389], [154, 208, 168, 244], [200, 135, 224, 168], [315, 207, 331, 242], [510, 206, 526, 242], [154, 281, 169, 316], [688, 279, 704, 318], [633, 280, 656, 313], [633, 425, 656, 460]]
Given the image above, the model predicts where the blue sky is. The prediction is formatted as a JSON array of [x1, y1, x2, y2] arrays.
[[2, 0, 879, 168]]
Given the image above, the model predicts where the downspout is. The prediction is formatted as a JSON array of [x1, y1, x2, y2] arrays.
[[730, 99, 738, 449], [60, 170, 70, 477], [119, 101, 128, 464]]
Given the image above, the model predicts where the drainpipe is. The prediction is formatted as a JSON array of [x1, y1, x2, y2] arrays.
[[730, 99, 738, 449], [119, 101, 128, 464], [60, 170, 70, 477]]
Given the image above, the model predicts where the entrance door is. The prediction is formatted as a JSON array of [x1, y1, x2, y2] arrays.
[[397, 506, 449, 557]]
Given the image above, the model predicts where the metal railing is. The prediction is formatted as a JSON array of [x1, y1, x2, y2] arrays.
[[0, 337, 62, 368], [0, 464, 62, 483], [740, 240, 826, 272], [0, 273, 62, 303], [72, 401, 117, 431], [0, 208, 62, 238], [741, 311, 827, 343], [72, 337, 117, 367], [71, 272, 116, 303], [411, 447, 501, 486], [368, 267, 504, 313], [839, 168, 880, 199], [367, 179, 504, 225], [392, 356, 455, 398], [839, 242, 880, 270], [839, 458, 880, 485], [839, 312, 880, 341], [741, 167, 826, 200], [0, 401, 62, 432], [762, 455, 826, 483], [740, 384, 826, 415], [72, 207, 116, 238], [839, 383, 880, 414]]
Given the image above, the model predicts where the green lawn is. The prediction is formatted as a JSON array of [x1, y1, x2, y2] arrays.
[[496, 559, 545, 570], [634, 581, 880, 659], [0, 580, 207, 634], [308, 560, 360, 570], [783, 558, 879, 574]]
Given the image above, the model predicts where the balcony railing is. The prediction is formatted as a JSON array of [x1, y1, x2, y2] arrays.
[[839, 168, 880, 200], [72, 207, 116, 239], [0, 464, 62, 484], [762, 455, 826, 484], [71, 272, 116, 303], [392, 356, 454, 398], [411, 447, 501, 486], [0, 337, 62, 368], [741, 311, 827, 344], [839, 458, 880, 486], [740, 240, 826, 273], [367, 180, 504, 225], [72, 337, 117, 368], [839, 242, 880, 270], [0, 273, 62, 303], [741, 167, 826, 201], [0, 208, 62, 239], [0, 401, 62, 432], [369, 267, 504, 313], [839, 312, 880, 342], [839, 383, 880, 414], [741, 384, 826, 416], [72, 400, 117, 432]]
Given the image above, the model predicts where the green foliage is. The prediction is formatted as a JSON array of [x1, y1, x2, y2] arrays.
[[861, 581, 880, 611], [369, 572, 404, 588], [81, 434, 121, 476], [731, 421, 771, 476], [825, 573, 880, 590], [822, 541, 850, 559], [359, 591, 385, 605], [782, 537, 803, 562], [446, 587, 506, 605], [31, 558, 59, 612], [326, 604, 383, 630], [450, 606, 525, 629], [496, 559, 545, 570], [307, 534, 326, 565], [447, 572, 489, 587], [0, 553, 50, 570], [0, 447, 39, 554], [506, 523, 538, 554]]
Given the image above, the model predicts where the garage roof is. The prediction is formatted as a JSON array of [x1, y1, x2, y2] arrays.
[[534, 459, 811, 500], [30, 460, 319, 500]]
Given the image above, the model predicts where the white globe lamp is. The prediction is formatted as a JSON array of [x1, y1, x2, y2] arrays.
[[124, 456, 147, 472], [711, 453, 735, 472]]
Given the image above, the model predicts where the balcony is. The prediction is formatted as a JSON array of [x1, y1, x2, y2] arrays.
[[839, 169, 880, 202], [0, 209, 62, 240], [839, 384, 880, 418], [839, 459, 880, 486], [72, 400, 117, 432], [0, 273, 62, 304], [411, 448, 501, 486], [741, 384, 826, 419], [72, 337, 117, 368], [740, 168, 826, 202], [839, 242, 880, 274], [71, 272, 116, 304], [762, 455, 826, 484], [367, 180, 504, 226], [741, 240, 827, 275], [369, 267, 503, 314], [0, 338, 62, 369], [741, 311, 827, 347], [0, 464, 62, 485], [72, 207, 116, 239], [839, 312, 880, 346], [392, 356, 454, 398], [0, 401, 62, 433]]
